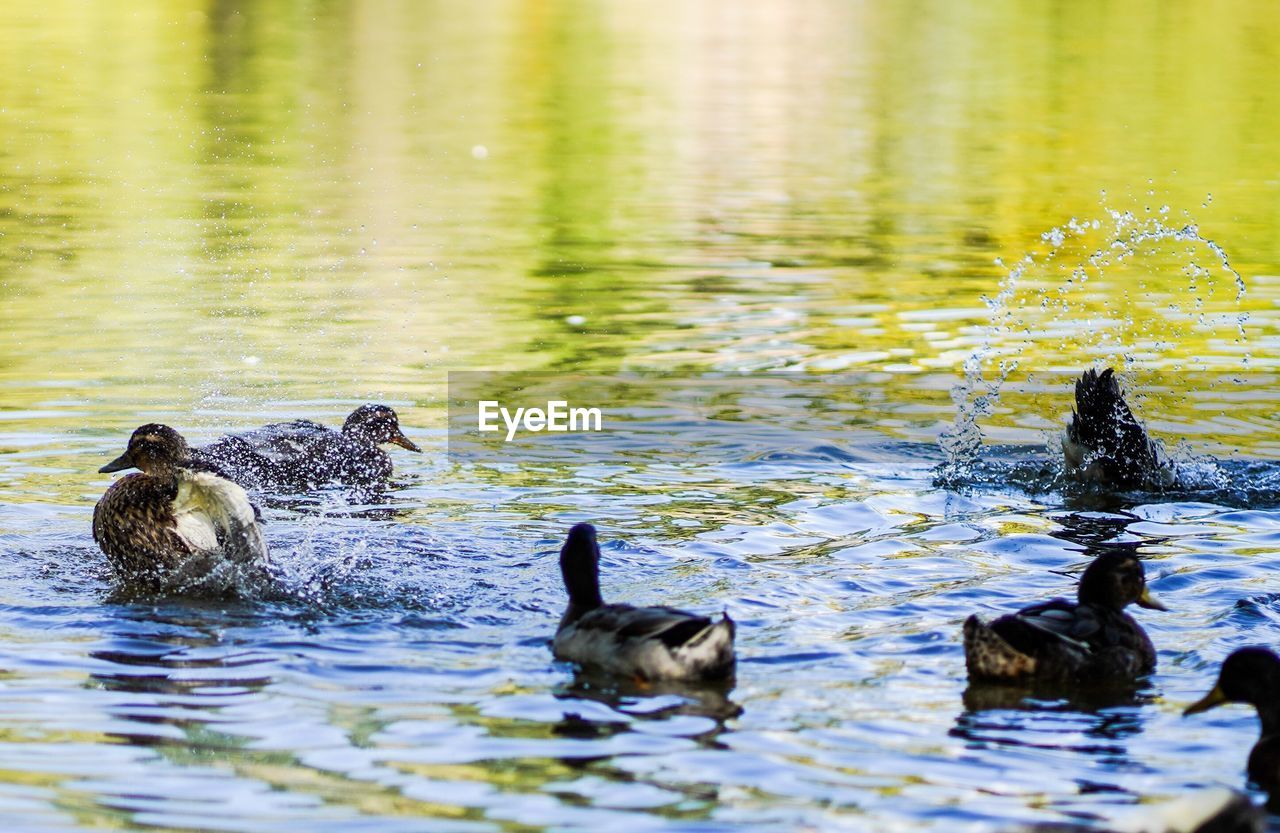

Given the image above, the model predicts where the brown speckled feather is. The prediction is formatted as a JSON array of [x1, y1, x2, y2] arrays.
[[92, 473, 195, 587]]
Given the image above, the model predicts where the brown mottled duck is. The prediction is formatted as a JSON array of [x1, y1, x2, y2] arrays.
[[93, 424, 270, 595]]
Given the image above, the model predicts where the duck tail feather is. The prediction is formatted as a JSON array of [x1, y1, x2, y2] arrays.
[[964, 615, 1037, 681]]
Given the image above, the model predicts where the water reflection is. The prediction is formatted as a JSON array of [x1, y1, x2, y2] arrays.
[[2, 0, 1280, 830], [556, 671, 742, 729]]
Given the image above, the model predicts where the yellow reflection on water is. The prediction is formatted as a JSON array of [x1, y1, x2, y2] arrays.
[[0, 0, 1277, 418]]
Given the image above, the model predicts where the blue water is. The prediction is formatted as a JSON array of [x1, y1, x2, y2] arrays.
[[2, 393, 1278, 831]]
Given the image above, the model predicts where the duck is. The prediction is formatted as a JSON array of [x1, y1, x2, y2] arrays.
[[1184, 647, 1280, 807], [552, 523, 736, 682], [93, 424, 271, 594], [963, 551, 1167, 686], [1061, 367, 1175, 490], [193, 404, 420, 490]]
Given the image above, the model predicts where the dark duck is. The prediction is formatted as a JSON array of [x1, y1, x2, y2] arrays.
[[194, 404, 420, 490], [553, 523, 736, 682], [1061, 367, 1175, 489], [964, 551, 1166, 686], [93, 424, 270, 594], [1185, 647, 1280, 809]]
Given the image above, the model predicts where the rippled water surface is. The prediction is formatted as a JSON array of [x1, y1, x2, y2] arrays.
[[4, 2, 1280, 831]]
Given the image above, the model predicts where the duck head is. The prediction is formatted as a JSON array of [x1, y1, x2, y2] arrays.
[[560, 523, 604, 622], [343, 404, 420, 452], [100, 424, 191, 476], [1077, 551, 1167, 612], [1185, 647, 1280, 727]]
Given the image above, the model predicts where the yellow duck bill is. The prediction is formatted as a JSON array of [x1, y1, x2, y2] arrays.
[[1184, 684, 1229, 716], [389, 430, 421, 452], [1137, 587, 1168, 611]]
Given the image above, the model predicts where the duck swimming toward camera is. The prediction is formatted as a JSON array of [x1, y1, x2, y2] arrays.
[[93, 424, 271, 595], [964, 551, 1166, 686], [1062, 367, 1175, 490], [194, 404, 420, 490], [553, 523, 736, 682], [1185, 647, 1280, 808]]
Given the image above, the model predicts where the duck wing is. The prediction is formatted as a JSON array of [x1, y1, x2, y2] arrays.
[[195, 420, 345, 487], [556, 604, 736, 681], [230, 420, 335, 462], [172, 470, 269, 567], [581, 604, 717, 648], [991, 598, 1100, 654]]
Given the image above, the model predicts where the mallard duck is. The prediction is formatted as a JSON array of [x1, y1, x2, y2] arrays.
[[194, 404, 420, 489], [963, 551, 1167, 685], [93, 424, 270, 594], [1184, 647, 1280, 806], [552, 523, 735, 682], [1061, 367, 1175, 489]]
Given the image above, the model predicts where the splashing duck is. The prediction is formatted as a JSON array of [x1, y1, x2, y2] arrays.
[[963, 551, 1167, 686], [93, 424, 271, 595], [553, 523, 736, 682], [1062, 367, 1176, 489], [194, 404, 421, 490]]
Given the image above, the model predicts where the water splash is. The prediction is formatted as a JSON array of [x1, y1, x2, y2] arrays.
[[939, 196, 1248, 481]]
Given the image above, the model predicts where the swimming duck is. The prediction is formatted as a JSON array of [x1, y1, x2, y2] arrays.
[[964, 551, 1166, 686], [93, 424, 271, 594], [553, 523, 736, 682], [1184, 647, 1280, 806], [194, 404, 420, 490], [1062, 367, 1175, 489]]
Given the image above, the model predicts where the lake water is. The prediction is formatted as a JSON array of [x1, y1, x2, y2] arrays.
[[2, 1, 1280, 830]]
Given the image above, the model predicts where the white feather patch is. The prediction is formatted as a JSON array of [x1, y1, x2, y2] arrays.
[[172, 471, 266, 565]]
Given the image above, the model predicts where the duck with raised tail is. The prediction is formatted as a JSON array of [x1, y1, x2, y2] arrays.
[[1062, 367, 1176, 489], [553, 523, 736, 682], [93, 424, 271, 595], [1185, 647, 1280, 809]]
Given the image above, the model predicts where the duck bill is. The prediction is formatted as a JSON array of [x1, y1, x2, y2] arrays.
[[98, 451, 135, 473], [389, 430, 421, 452], [1184, 684, 1229, 716], [1137, 588, 1168, 611]]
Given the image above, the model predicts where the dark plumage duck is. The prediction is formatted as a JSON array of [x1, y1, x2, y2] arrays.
[[553, 523, 736, 682], [1061, 367, 1175, 489], [964, 551, 1166, 686], [194, 404, 420, 490], [93, 424, 270, 594], [1185, 647, 1280, 807]]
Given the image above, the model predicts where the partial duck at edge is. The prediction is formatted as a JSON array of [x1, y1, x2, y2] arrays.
[[1185, 647, 1280, 809]]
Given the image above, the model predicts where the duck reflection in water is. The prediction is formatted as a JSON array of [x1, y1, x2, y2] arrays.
[[551, 669, 741, 742]]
